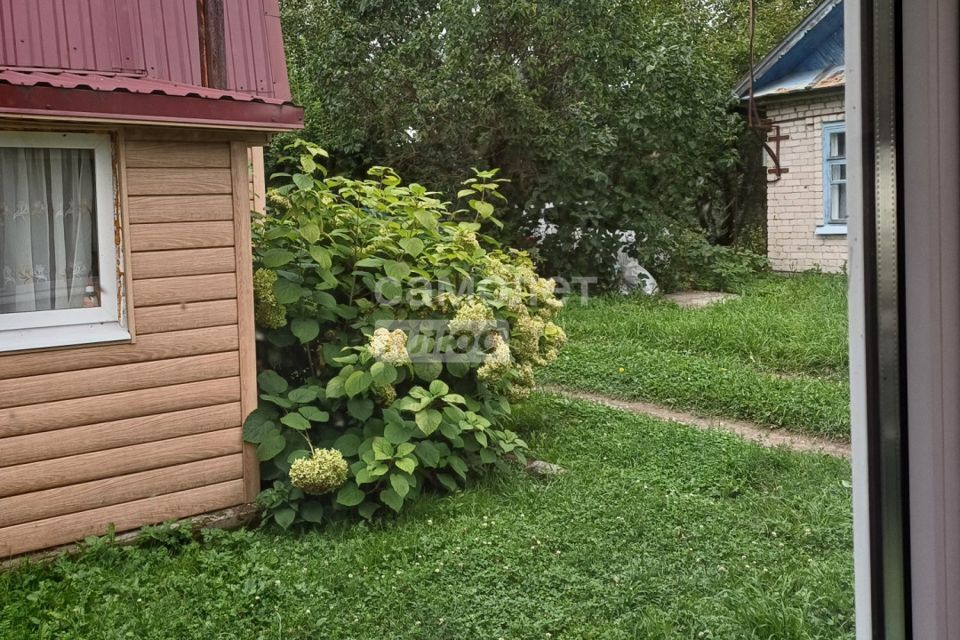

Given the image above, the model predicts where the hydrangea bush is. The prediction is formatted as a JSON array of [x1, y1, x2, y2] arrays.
[[244, 141, 566, 527]]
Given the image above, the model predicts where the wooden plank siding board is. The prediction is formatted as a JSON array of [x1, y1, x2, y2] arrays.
[[0, 403, 243, 468], [0, 455, 243, 528], [0, 480, 247, 558], [135, 300, 238, 335], [0, 327, 239, 380], [231, 141, 261, 501], [126, 168, 233, 196], [128, 195, 235, 223], [130, 221, 235, 251], [0, 377, 241, 437], [132, 248, 237, 279], [0, 429, 242, 499], [125, 141, 231, 168], [0, 352, 240, 410], [134, 273, 238, 306]]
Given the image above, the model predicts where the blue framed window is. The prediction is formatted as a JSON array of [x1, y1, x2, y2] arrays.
[[819, 121, 847, 235]]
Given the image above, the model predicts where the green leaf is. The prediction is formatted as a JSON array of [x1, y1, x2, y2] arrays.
[[372, 437, 395, 461], [336, 482, 365, 507], [300, 502, 324, 523], [479, 448, 498, 464], [457, 188, 476, 199], [398, 237, 425, 257], [380, 488, 404, 513], [280, 413, 311, 431], [390, 473, 410, 498], [242, 408, 277, 443], [414, 210, 437, 230], [446, 359, 471, 377], [333, 433, 363, 456], [288, 386, 319, 404], [370, 361, 398, 385], [384, 420, 413, 445], [428, 380, 450, 397], [301, 223, 321, 244], [309, 246, 332, 269], [291, 318, 320, 344], [415, 441, 441, 467], [257, 370, 288, 396], [298, 407, 329, 424], [442, 393, 466, 405], [293, 173, 313, 190], [273, 278, 303, 304], [357, 502, 378, 520], [256, 433, 286, 461], [325, 376, 346, 398], [383, 260, 411, 281], [439, 421, 460, 439], [261, 248, 295, 268], [259, 394, 293, 409], [347, 397, 375, 422], [345, 371, 373, 398], [413, 360, 443, 381], [354, 257, 383, 268], [396, 443, 416, 457], [274, 507, 296, 530], [436, 473, 459, 492], [287, 449, 310, 464], [470, 199, 495, 218], [448, 455, 469, 479], [415, 409, 442, 435], [395, 457, 417, 474]]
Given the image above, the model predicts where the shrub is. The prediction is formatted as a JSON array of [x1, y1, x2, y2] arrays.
[[654, 230, 769, 293], [244, 141, 565, 528]]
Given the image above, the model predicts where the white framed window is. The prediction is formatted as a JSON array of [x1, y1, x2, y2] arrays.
[[0, 131, 129, 352], [818, 121, 848, 235]]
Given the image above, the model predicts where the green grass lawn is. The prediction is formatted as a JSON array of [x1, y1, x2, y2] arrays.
[[0, 395, 853, 640], [542, 273, 850, 439]]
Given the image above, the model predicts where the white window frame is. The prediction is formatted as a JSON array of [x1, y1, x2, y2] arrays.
[[0, 131, 129, 352]]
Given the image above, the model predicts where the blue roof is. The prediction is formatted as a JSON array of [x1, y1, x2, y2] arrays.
[[735, 0, 844, 100]]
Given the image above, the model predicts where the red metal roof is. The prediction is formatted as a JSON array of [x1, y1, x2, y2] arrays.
[[0, 0, 302, 130]]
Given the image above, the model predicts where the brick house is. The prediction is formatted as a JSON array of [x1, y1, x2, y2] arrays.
[[736, 0, 846, 273]]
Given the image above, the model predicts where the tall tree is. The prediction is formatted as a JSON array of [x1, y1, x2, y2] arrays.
[[278, 0, 795, 285]]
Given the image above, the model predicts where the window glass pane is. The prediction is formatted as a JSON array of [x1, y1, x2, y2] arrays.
[[829, 131, 846, 158], [832, 163, 847, 182], [0, 147, 100, 314], [831, 183, 848, 223]]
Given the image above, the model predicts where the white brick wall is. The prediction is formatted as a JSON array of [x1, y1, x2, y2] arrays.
[[764, 92, 848, 273]]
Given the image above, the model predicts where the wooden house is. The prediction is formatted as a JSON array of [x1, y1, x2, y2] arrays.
[[0, 0, 303, 557]]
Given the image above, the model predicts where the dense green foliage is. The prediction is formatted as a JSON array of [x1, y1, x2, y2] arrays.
[[279, 0, 746, 287], [246, 142, 565, 527], [542, 273, 851, 438], [1, 395, 853, 639]]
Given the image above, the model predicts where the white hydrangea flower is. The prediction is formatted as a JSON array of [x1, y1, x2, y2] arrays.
[[368, 327, 411, 366]]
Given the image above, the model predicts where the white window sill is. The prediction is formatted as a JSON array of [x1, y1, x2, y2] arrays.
[[815, 224, 848, 236], [0, 323, 131, 353]]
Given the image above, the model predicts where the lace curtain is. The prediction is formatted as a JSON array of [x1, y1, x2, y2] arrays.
[[0, 147, 97, 314]]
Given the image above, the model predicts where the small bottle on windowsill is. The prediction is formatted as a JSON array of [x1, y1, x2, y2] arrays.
[[82, 286, 98, 308]]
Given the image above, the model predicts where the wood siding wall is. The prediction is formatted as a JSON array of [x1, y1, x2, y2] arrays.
[[0, 130, 259, 557]]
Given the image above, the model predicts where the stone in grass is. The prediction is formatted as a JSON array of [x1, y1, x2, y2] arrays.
[[663, 291, 740, 309], [524, 459, 567, 479]]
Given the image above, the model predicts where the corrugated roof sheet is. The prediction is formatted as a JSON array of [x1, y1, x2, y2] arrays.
[[0, 69, 286, 104], [0, 0, 302, 129]]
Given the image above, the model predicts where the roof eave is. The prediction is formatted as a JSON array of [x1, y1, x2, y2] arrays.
[[0, 84, 304, 132]]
